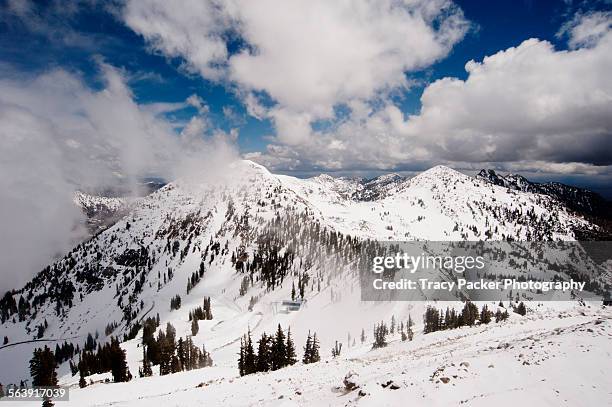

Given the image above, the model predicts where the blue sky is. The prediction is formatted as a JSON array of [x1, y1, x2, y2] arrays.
[[1, 0, 583, 149], [1, 0, 611, 195], [0, 0, 274, 152]]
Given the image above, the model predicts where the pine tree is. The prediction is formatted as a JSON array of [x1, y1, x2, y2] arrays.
[[203, 297, 213, 320], [299, 276, 305, 298], [291, 282, 296, 301], [331, 340, 342, 357], [373, 322, 388, 348], [285, 328, 297, 366], [30, 346, 57, 407], [191, 318, 199, 336], [109, 337, 129, 383], [78, 367, 87, 388], [310, 333, 320, 363], [141, 346, 152, 377], [360, 328, 365, 344], [30, 346, 58, 386], [166, 322, 176, 345], [170, 295, 181, 311], [480, 304, 492, 324], [461, 301, 478, 326], [271, 324, 287, 371], [515, 302, 526, 316], [177, 338, 186, 371], [495, 309, 509, 322], [158, 332, 171, 375], [170, 355, 181, 373], [424, 306, 440, 333], [244, 330, 256, 375], [303, 332, 312, 364], [186, 336, 197, 370], [85, 333, 96, 352], [69, 360, 77, 376], [200, 345, 213, 367], [256, 333, 271, 372]]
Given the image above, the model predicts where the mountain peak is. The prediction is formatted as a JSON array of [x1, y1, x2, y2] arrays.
[[368, 173, 402, 183], [476, 168, 505, 185], [236, 159, 271, 174], [415, 164, 464, 180], [313, 174, 336, 182]]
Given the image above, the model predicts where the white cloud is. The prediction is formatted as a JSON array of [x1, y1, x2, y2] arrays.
[[122, 3, 610, 179], [181, 116, 208, 141], [0, 103, 85, 293], [558, 10, 612, 49], [186, 94, 209, 114], [242, 92, 267, 121], [222, 105, 245, 126], [0, 63, 238, 292], [141, 100, 189, 116], [123, 0, 229, 79], [122, 0, 469, 144], [253, 12, 612, 177], [227, 0, 467, 116], [408, 29, 612, 166], [502, 161, 611, 177]]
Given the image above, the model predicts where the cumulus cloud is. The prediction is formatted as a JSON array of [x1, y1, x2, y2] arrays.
[[251, 12, 612, 177], [122, 0, 470, 144], [122, 0, 229, 80], [122, 1, 610, 178], [0, 63, 238, 292], [410, 34, 612, 165]]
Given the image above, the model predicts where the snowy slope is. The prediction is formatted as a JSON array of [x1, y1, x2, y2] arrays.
[[279, 165, 593, 241], [73, 191, 133, 236], [73, 191, 128, 214], [2, 302, 610, 407], [0, 160, 608, 391]]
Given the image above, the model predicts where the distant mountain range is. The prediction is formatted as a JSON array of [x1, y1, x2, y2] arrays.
[[476, 169, 610, 218]]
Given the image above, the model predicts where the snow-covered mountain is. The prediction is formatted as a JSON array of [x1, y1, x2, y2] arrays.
[[73, 179, 166, 236], [309, 173, 408, 202], [282, 164, 599, 241], [73, 191, 131, 236], [476, 169, 611, 219], [0, 160, 610, 401]]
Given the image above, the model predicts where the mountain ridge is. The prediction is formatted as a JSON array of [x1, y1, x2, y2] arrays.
[[476, 168, 610, 217], [0, 160, 609, 385]]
